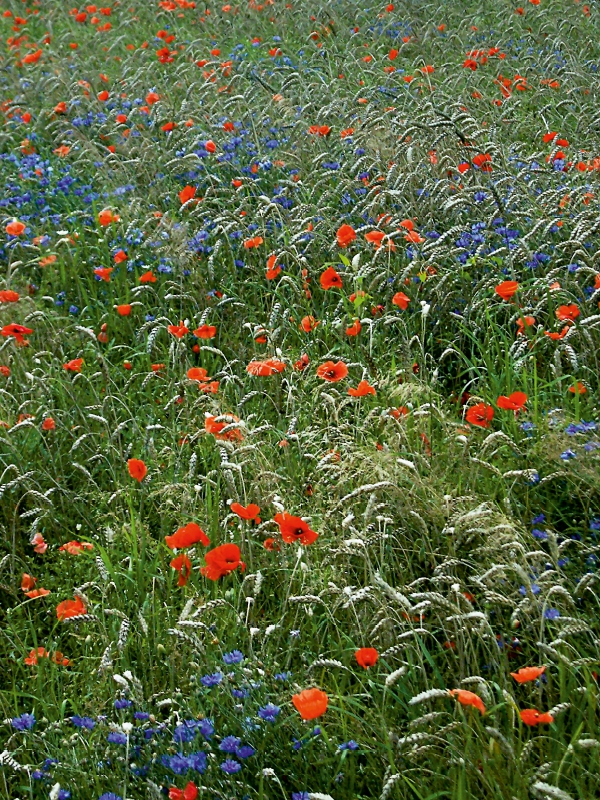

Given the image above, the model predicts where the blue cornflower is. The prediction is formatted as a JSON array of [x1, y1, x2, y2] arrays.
[[173, 722, 198, 743], [338, 740, 359, 750], [99, 794, 123, 800], [236, 744, 255, 759], [532, 514, 546, 525], [11, 713, 35, 731], [58, 792, 71, 800], [162, 754, 190, 775], [220, 758, 242, 774], [532, 529, 548, 540], [71, 716, 96, 729], [274, 672, 291, 681], [519, 583, 540, 595], [590, 518, 600, 531], [134, 712, 149, 720], [545, 608, 561, 620], [188, 751, 208, 773], [560, 449, 577, 460], [107, 732, 128, 745], [223, 650, 244, 665], [198, 718, 214, 739], [201, 672, 223, 687], [114, 699, 132, 710], [219, 735, 241, 753], [258, 703, 280, 722], [292, 793, 310, 800]]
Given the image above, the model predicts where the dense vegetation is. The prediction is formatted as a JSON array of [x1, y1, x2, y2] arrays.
[[1, 0, 600, 798]]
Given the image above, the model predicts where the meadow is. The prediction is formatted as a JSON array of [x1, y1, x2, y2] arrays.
[[0, 0, 599, 798]]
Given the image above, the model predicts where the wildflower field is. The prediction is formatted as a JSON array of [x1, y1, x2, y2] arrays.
[[1, 0, 600, 798]]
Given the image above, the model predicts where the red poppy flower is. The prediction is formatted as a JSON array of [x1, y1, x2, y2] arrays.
[[346, 319, 361, 336], [266, 253, 281, 279], [465, 403, 494, 428], [201, 543, 245, 580], [24, 647, 48, 666], [94, 267, 114, 281], [556, 304, 580, 322], [355, 647, 379, 668], [273, 512, 319, 545], [41, 417, 55, 431], [348, 380, 376, 397], [316, 360, 348, 382], [59, 541, 94, 555], [300, 316, 319, 332], [21, 573, 37, 592], [246, 358, 286, 376], [263, 537, 280, 551], [516, 315, 535, 335], [98, 208, 119, 226], [449, 689, 486, 714], [472, 153, 492, 171], [165, 522, 210, 549], [139, 270, 157, 283], [25, 587, 51, 599], [392, 292, 410, 310], [497, 391, 527, 411], [187, 367, 210, 382], [495, 281, 519, 301], [31, 533, 47, 554], [404, 230, 424, 244], [544, 325, 570, 340], [193, 324, 217, 339], [168, 322, 189, 338], [0, 290, 19, 303], [170, 553, 192, 587], [336, 224, 356, 248], [520, 708, 554, 726], [569, 382, 587, 394], [116, 304, 132, 316], [292, 688, 328, 720], [230, 502, 261, 522], [63, 358, 83, 372], [179, 185, 197, 204], [320, 266, 343, 289], [56, 596, 87, 620], [113, 250, 127, 264], [243, 236, 264, 249], [169, 782, 198, 800], [205, 414, 243, 442], [127, 458, 147, 482], [25, 647, 70, 667], [1, 323, 33, 345], [510, 666, 545, 684], [5, 220, 26, 236], [294, 353, 310, 371]]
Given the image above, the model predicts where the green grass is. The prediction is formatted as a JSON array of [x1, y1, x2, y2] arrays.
[[0, 0, 600, 798]]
